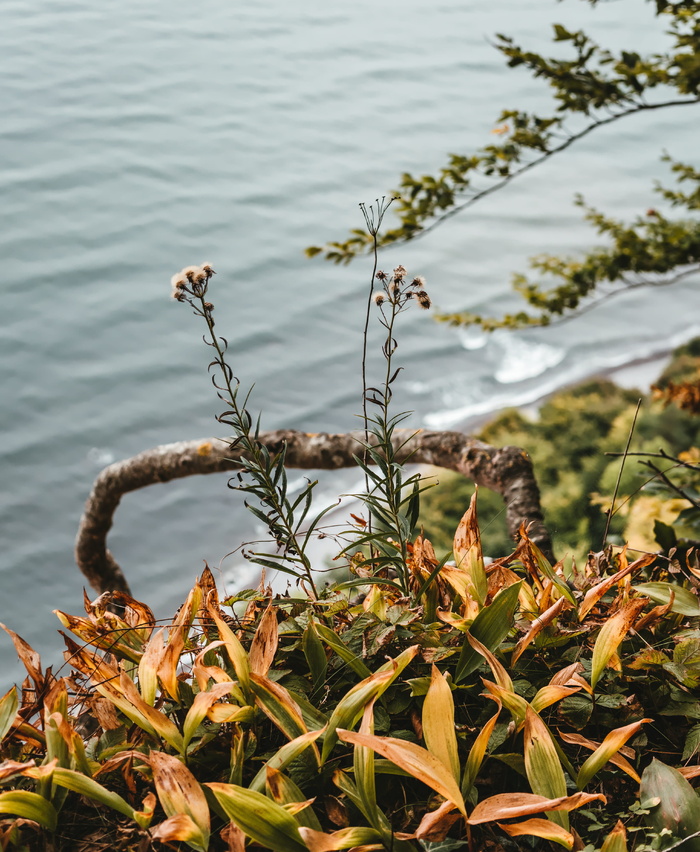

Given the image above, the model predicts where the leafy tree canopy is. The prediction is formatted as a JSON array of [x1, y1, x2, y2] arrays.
[[307, 0, 700, 329]]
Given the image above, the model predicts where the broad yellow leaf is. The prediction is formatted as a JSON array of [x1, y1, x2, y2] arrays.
[[22, 764, 146, 826], [152, 814, 208, 851], [192, 640, 236, 692], [467, 791, 606, 824], [298, 826, 384, 852], [531, 684, 581, 714], [249, 603, 278, 676], [482, 680, 529, 727], [354, 701, 378, 831], [157, 625, 185, 701], [497, 817, 573, 849], [337, 729, 466, 817], [423, 666, 459, 783], [601, 820, 628, 852], [207, 703, 254, 724], [591, 599, 647, 689], [138, 627, 166, 705], [206, 594, 251, 697], [149, 751, 210, 851], [182, 681, 238, 749], [265, 767, 322, 830], [115, 672, 184, 753], [575, 719, 650, 788], [206, 782, 308, 852], [453, 490, 487, 606], [523, 707, 568, 829], [465, 633, 513, 691]]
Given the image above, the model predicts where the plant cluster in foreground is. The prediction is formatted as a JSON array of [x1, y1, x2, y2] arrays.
[[2, 512, 700, 851]]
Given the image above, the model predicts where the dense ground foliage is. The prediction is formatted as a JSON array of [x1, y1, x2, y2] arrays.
[[2, 496, 700, 850]]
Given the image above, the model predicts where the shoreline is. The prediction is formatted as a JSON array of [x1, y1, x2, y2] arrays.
[[457, 348, 673, 433]]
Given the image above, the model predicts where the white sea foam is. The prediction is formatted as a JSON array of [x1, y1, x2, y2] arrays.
[[87, 447, 116, 467], [457, 327, 489, 351], [493, 335, 565, 384]]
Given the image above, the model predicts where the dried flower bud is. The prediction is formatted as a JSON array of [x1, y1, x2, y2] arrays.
[[376, 270, 387, 281], [373, 291, 385, 306], [416, 290, 431, 309], [201, 262, 216, 276], [203, 302, 214, 312], [393, 265, 407, 281], [182, 265, 200, 283], [411, 276, 426, 288]]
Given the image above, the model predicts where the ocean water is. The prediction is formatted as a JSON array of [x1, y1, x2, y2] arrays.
[[2, 0, 699, 687]]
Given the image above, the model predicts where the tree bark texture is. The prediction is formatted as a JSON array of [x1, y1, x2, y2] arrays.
[[75, 429, 552, 595]]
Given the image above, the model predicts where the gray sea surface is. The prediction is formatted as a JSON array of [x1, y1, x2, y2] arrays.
[[2, 0, 699, 687]]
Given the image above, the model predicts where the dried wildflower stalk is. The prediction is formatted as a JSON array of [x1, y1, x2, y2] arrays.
[[170, 263, 324, 600]]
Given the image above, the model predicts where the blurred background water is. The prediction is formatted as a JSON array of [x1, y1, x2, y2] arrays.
[[2, 0, 699, 687]]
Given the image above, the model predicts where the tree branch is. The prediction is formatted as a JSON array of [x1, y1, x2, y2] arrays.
[[405, 97, 700, 246], [75, 429, 552, 594]]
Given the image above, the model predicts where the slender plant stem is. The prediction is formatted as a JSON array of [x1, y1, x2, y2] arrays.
[[602, 398, 641, 548]]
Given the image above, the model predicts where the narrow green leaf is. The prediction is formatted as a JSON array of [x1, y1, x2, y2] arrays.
[[523, 708, 568, 830], [462, 698, 501, 797], [250, 673, 309, 743], [633, 582, 700, 617], [423, 666, 459, 784], [314, 623, 372, 680], [455, 582, 521, 682], [249, 729, 325, 793], [575, 719, 649, 790], [591, 599, 646, 689], [322, 645, 419, 762], [206, 783, 308, 852], [0, 791, 58, 831], [0, 686, 18, 743], [49, 767, 140, 822]]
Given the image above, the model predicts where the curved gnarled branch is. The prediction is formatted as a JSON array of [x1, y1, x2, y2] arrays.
[[75, 429, 552, 594]]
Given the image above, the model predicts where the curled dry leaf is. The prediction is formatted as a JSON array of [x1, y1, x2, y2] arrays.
[[497, 817, 574, 850], [337, 729, 466, 816], [467, 791, 606, 825], [415, 799, 461, 841], [578, 553, 654, 621], [512, 595, 571, 667], [149, 751, 210, 849], [249, 603, 279, 676], [0, 624, 43, 691]]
